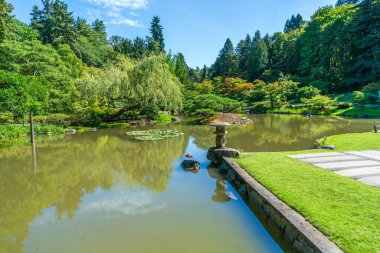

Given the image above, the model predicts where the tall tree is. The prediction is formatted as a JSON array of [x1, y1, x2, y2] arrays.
[[149, 16, 165, 52], [247, 32, 269, 80], [336, 0, 361, 6], [0, 0, 13, 42], [201, 65, 208, 81], [212, 38, 238, 77], [31, 0, 75, 46], [236, 34, 251, 74], [348, 0, 380, 87], [174, 53, 190, 85], [284, 14, 305, 33]]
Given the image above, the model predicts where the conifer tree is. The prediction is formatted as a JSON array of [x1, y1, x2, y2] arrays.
[[212, 38, 238, 77], [348, 0, 380, 86], [149, 16, 165, 52], [284, 14, 305, 33], [0, 0, 13, 42], [175, 53, 190, 85]]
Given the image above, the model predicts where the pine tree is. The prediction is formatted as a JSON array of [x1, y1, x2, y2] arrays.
[[0, 0, 13, 42], [247, 33, 269, 80], [336, 0, 361, 6], [236, 34, 251, 74], [149, 16, 165, 52], [175, 53, 190, 85], [212, 38, 238, 77], [201, 65, 208, 81], [348, 0, 380, 86], [31, 0, 75, 46], [284, 14, 305, 33]]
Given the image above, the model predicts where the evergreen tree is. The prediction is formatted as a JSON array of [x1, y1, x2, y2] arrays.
[[31, 0, 75, 46], [236, 34, 251, 74], [348, 0, 380, 86], [284, 14, 305, 33], [0, 0, 13, 42], [149, 16, 165, 52], [212, 38, 238, 77], [92, 19, 107, 44], [247, 33, 269, 80], [336, 0, 361, 6], [201, 65, 208, 81], [175, 53, 190, 85]]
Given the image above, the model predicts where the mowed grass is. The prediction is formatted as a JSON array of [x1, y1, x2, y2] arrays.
[[235, 133, 380, 253], [325, 132, 380, 151]]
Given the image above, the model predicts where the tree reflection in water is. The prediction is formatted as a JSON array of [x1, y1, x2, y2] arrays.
[[0, 130, 188, 253]]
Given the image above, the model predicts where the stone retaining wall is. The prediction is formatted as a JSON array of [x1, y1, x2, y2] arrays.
[[220, 157, 343, 253]]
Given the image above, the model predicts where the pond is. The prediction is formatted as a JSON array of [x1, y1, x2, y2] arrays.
[[0, 114, 377, 253]]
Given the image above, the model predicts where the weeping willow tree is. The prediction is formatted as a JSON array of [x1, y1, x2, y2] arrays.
[[76, 55, 183, 114]]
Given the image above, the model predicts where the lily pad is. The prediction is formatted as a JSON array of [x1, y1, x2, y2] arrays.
[[125, 129, 184, 141]]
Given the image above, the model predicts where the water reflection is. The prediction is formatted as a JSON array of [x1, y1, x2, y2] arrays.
[[0, 130, 188, 253], [0, 114, 376, 253]]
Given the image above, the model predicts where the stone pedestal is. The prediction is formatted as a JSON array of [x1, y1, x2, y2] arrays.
[[207, 122, 240, 165]]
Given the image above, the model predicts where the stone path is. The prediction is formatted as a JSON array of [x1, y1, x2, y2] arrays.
[[289, 150, 380, 188]]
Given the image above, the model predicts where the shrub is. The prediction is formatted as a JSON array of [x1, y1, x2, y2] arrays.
[[184, 94, 245, 117], [46, 114, 72, 127], [362, 82, 380, 94], [33, 115, 48, 124], [336, 102, 352, 109], [252, 101, 271, 113]]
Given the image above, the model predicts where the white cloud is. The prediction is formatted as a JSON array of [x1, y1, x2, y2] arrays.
[[106, 18, 143, 27], [87, 0, 148, 10], [85, 0, 148, 27], [79, 190, 166, 217]]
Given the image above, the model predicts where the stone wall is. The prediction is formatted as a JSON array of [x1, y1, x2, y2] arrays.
[[220, 158, 343, 253]]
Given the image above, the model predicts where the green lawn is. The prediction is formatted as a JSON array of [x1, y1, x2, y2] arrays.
[[235, 133, 380, 253], [325, 132, 380, 151], [332, 107, 380, 118]]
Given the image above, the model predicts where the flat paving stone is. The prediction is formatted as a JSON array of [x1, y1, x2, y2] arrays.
[[336, 167, 380, 179], [345, 151, 380, 161], [314, 160, 380, 170], [358, 176, 380, 187], [288, 152, 344, 159], [289, 150, 380, 188], [299, 155, 364, 164]]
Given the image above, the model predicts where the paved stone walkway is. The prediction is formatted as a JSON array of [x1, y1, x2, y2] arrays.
[[289, 150, 380, 188]]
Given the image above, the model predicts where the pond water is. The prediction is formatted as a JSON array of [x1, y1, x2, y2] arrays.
[[0, 114, 377, 253]]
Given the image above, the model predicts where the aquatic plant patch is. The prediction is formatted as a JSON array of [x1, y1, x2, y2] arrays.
[[125, 129, 183, 141]]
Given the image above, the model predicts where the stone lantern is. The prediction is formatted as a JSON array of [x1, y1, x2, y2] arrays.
[[210, 122, 230, 148], [207, 122, 240, 166]]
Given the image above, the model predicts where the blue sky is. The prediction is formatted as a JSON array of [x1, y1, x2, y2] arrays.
[[9, 0, 336, 68]]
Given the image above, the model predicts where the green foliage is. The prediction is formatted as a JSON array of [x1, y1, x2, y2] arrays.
[[0, 124, 64, 139], [0, 71, 50, 120], [247, 33, 269, 80], [211, 38, 238, 77], [184, 94, 244, 117], [0, 0, 13, 42], [45, 113, 72, 127], [301, 95, 334, 108], [353, 91, 367, 105], [362, 82, 380, 94], [284, 14, 305, 33], [149, 16, 165, 52], [174, 52, 190, 85]]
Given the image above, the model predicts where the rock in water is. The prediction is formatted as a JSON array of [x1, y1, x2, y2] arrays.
[[207, 147, 240, 166], [321, 145, 335, 150], [171, 117, 181, 123], [181, 160, 200, 173], [185, 153, 193, 158]]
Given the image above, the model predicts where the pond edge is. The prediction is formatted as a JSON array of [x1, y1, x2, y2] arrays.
[[220, 157, 343, 253]]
